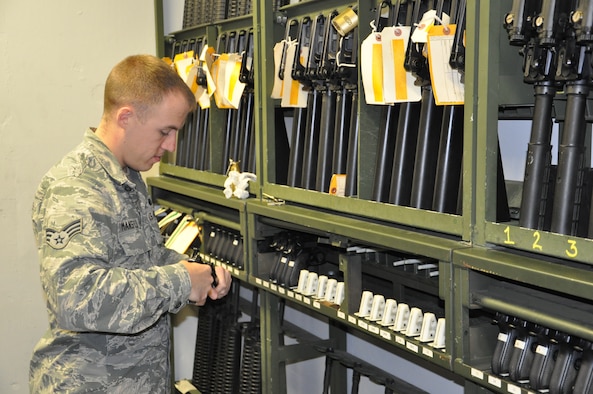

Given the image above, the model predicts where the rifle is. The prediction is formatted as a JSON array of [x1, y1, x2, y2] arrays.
[[227, 30, 247, 169], [316, 9, 360, 193], [408, 0, 449, 210], [182, 38, 198, 169], [238, 29, 256, 173], [340, 27, 360, 197], [192, 36, 210, 171], [388, 0, 424, 206], [372, 1, 402, 203], [295, 16, 323, 190], [286, 17, 320, 189], [433, 0, 464, 214], [173, 39, 192, 168], [547, 0, 590, 236], [308, 14, 339, 193], [504, 0, 558, 229], [215, 32, 234, 173], [283, 19, 307, 187]]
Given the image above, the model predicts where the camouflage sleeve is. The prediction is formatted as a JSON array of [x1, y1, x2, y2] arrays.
[[154, 237, 191, 267], [34, 177, 192, 334]]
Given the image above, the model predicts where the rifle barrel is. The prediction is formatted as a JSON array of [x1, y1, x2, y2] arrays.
[[551, 81, 589, 235], [519, 82, 556, 229]]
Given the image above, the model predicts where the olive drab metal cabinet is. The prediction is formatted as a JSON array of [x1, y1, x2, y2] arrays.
[[150, 0, 593, 392]]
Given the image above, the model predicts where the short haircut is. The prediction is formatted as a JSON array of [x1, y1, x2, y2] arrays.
[[103, 54, 197, 120]]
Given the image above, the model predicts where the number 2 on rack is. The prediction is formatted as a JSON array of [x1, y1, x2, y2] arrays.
[[532, 231, 542, 251], [566, 240, 578, 258]]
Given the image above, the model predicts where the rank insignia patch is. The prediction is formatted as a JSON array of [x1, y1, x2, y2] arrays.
[[45, 219, 83, 250]]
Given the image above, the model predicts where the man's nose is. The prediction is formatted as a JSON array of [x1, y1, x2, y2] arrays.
[[162, 131, 177, 152]]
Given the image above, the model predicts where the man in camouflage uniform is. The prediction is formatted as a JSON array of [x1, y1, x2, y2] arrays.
[[30, 54, 232, 393]]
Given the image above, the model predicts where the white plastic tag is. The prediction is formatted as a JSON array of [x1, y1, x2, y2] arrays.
[[405, 307, 424, 336], [431, 318, 446, 349], [324, 278, 338, 303], [419, 312, 438, 342], [334, 282, 345, 306], [369, 294, 386, 321], [303, 272, 318, 296], [296, 269, 309, 293], [393, 303, 410, 332], [355, 290, 374, 317], [315, 275, 328, 299], [379, 299, 398, 326]]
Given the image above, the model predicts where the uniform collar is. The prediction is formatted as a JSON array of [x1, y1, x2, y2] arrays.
[[84, 128, 138, 189]]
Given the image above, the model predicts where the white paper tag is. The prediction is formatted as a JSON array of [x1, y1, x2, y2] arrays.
[[271, 41, 285, 99], [280, 42, 308, 108], [427, 24, 464, 105], [411, 10, 437, 43], [381, 26, 421, 103]]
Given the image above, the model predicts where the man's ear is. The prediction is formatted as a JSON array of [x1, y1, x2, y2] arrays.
[[116, 106, 134, 128]]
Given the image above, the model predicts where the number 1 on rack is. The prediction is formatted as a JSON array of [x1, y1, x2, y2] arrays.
[[503, 226, 515, 245]]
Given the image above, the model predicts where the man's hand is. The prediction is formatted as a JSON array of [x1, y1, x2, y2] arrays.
[[181, 261, 232, 305], [208, 265, 232, 300]]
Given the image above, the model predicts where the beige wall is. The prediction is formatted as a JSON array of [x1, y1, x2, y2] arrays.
[[0, 2, 157, 392]]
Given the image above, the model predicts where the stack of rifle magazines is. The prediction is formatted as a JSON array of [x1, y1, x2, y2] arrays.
[[273, 0, 289, 11], [190, 283, 262, 393], [212, 0, 228, 22], [182, 0, 224, 27], [226, 0, 251, 19], [182, 0, 201, 28], [192, 285, 244, 393], [183, 0, 292, 27]]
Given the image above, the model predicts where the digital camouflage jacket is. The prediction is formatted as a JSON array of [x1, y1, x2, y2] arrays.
[[30, 129, 191, 393]]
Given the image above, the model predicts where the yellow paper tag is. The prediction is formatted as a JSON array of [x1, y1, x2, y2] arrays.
[[381, 26, 421, 104], [361, 32, 385, 105], [173, 51, 195, 82], [225, 54, 246, 108], [280, 42, 307, 108], [329, 174, 346, 196]]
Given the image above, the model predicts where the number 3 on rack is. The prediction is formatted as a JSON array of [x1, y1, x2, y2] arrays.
[[565, 240, 578, 258]]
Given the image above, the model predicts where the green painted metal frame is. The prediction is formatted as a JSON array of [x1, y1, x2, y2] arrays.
[[259, 0, 470, 239], [148, 175, 251, 283], [157, 16, 263, 192], [148, 175, 247, 212], [473, 0, 504, 246], [247, 199, 453, 392], [472, 0, 593, 267], [259, 291, 348, 393], [149, 1, 593, 393], [451, 245, 593, 393], [154, 0, 165, 57], [157, 0, 472, 239], [246, 199, 462, 262], [454, 245, 593, 307]]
